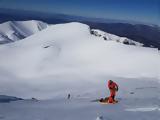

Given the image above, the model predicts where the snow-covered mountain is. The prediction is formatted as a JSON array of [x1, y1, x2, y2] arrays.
[[0, 20, 48, 44], [0, 21, 159, 79], [0, 20, 144, 47], [0, 21, 160, 120], [0, 21, 159, 99]]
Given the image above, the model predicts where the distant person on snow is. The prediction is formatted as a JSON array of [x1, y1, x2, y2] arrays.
[[107, 80, 118, 103], [67, 94, 71, 99]]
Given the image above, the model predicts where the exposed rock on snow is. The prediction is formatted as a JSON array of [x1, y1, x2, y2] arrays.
[[91, 29, 143, 46], [96, 116, 104, 120], [0, 95, 23, 103]]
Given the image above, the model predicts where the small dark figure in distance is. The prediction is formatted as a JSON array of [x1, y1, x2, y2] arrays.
[[67, 94, 71, 99]]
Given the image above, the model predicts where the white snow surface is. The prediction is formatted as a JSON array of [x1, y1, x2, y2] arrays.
[[0, 78, 160, 120], [0, 21, 160, 120], [0, 22, 159, 80]]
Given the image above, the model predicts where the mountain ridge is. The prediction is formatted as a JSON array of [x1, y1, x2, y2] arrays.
[[0, 8, 159, 49], [0, 20, 143, 47]]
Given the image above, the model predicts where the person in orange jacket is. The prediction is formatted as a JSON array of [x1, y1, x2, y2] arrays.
[[107, 80, 118, 103]]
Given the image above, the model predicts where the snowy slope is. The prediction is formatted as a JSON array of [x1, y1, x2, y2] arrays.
[[0, 22, 160, 120], [0, 22, 159, 79], [0, 22, 159, 98], [0, 20, 48, 44], [0, 78, 160, 120]]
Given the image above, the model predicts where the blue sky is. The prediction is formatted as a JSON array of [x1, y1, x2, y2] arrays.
[[0, 0, 159, 25]]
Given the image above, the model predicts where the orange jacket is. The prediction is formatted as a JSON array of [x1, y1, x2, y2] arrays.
[[108, 80, 118, 91]]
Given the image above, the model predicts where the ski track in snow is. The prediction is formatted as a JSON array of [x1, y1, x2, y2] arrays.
[[125, 107, 159, 112]]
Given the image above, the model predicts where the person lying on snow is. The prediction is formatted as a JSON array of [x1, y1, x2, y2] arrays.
[[107, 80, 118, 103]]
